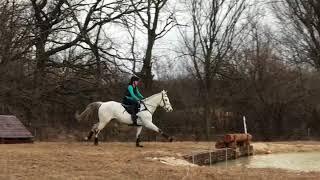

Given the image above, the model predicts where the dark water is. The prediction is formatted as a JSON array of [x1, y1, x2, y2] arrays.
[[215, 152, 320, 172]]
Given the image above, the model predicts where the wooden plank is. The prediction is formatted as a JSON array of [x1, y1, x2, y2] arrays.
[[224, 133, 252, 143]]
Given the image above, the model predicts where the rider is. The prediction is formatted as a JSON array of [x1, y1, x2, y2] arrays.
[[122, 76, 144, 126]]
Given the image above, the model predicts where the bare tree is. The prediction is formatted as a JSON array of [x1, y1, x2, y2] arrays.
[[178, 0, 247, 139], [130, 0, 176, 90], [120, 13, 141, 74], [273, 0, 320, 70], [0, 0, 33, 115], [22, 0, 140, 128], [28, 0, 140, 95], [227, 11, 318, 139], [29, 0, 78, 90], [0, 0, 32, 67], [64, 0, 142, 90]]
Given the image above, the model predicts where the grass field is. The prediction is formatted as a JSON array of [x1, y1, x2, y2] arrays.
[[1, 141, 320, 180]]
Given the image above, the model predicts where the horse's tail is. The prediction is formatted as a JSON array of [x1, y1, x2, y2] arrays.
[[75, 102, 103, 122]]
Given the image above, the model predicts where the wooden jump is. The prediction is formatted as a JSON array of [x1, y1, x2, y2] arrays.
[[184, 133, 253, 165]]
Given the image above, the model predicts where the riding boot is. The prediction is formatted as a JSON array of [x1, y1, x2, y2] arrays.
[[136, 136, 143, 147], [131, 114, 138, 126]]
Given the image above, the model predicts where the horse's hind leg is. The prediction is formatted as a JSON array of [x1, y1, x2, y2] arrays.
[[86, 130, 94, 141], [85, 123, 98, 141], [93, 120, 108, 146], [94, 129, 101, 146]]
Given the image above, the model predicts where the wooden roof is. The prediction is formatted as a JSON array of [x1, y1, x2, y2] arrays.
[[0, 115, 33, 138]]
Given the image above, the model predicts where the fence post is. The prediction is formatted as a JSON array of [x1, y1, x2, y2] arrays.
[[192, 154, 195, 164], [225, 148, 228, 167]]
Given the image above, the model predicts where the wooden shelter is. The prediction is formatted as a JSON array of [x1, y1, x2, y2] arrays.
[[0, 115, 33, 143]]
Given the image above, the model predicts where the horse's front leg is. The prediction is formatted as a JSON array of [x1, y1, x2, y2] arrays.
[[136, 126, 143, 147], [143, 120, 173, 142]]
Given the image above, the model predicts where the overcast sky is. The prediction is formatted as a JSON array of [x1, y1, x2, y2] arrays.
[[104, 0, 280, 79]]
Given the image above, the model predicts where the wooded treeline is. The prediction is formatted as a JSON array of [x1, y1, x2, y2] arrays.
[[0, 0, 319, 141]]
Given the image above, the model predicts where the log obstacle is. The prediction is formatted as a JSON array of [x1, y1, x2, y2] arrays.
[[215, 133, 252, 149], [184, 133, 253, 166]]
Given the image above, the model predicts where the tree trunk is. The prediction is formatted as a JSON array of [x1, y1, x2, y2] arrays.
[[140, 33, 156, 90], [32, 38, 49, 127], [34, 43, 47, 89], [93, 48, 102, 88], [202, 89, 212, 141]]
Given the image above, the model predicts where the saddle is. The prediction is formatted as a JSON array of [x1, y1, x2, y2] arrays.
[[121, 104, 136, 114], [121, 101, 149, 117], [122, 104, 143, 126]]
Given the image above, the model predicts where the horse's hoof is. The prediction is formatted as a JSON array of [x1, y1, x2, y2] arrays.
[[136, 144, 144, 148], [169, 137, 173, 142]]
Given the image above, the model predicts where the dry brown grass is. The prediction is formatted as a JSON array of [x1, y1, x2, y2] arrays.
[[1, 141, 320, 180]]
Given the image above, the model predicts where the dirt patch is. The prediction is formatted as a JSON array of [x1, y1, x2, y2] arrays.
[[0, 141, 320, 179], [146, 156, 197, 167]]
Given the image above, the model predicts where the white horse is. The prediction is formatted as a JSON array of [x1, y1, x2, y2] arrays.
[[76, 90, 173, 147]]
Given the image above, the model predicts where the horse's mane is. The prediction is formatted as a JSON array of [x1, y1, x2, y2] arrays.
[[143, 91, 162, 102]]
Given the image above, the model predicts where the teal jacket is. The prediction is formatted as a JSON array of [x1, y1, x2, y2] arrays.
[[125, 85, 144, 102]]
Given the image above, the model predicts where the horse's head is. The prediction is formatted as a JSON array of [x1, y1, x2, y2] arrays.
[[160, 90, 173, 112]]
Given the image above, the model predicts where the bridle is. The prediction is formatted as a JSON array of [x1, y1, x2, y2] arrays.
[[140, 91, 169, 114], [161, 92, 167, 108]]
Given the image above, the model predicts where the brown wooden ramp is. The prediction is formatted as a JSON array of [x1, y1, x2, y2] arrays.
[[0, 115, 33, 143]]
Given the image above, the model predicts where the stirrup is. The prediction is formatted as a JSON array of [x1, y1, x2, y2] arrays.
[[129, 123, 138, 126]]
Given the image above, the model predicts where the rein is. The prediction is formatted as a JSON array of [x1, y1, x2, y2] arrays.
[[139, 101, 152, 114], [140, 92, 166, 114]]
